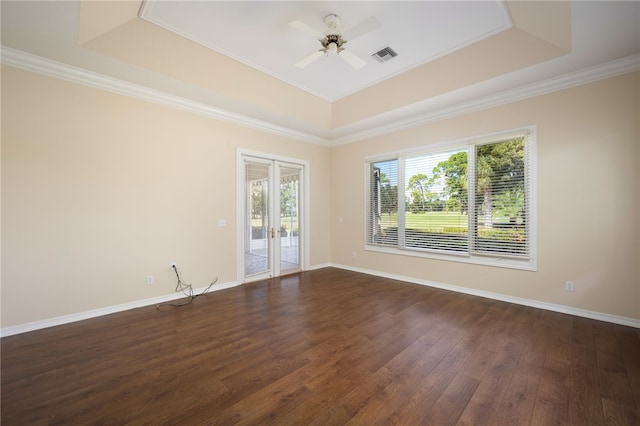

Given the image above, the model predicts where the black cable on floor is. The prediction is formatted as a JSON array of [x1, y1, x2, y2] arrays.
[[156, 265, 218, 309]]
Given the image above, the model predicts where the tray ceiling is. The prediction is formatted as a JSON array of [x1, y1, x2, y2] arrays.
[[1, 1, 639, 144], [139, 1, 512, 101]]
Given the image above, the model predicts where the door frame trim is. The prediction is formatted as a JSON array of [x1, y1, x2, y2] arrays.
[[236, 149, 310, 283]]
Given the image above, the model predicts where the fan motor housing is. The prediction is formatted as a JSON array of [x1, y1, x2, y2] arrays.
[[321, 34, 346, 49]]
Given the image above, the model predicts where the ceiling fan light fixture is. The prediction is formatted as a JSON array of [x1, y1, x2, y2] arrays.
[[290, 13, 377, 70], [324, 14, 341, 30]]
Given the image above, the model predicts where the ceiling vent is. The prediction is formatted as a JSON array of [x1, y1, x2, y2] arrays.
[[371, 46, 398, 63]]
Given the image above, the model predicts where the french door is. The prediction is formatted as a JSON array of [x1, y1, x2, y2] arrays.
[[239, 153, 305, 282]]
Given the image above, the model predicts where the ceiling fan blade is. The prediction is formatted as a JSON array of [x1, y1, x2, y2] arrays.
[[295, 50, 324, 68], [289, 20, 325, 39], [342, 16, 380, 41], [339, 49, 367, 70]]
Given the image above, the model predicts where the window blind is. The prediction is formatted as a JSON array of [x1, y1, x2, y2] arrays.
[[365, 128, 534, 267], [471, 136, 529, 257], [404, 148, 469, 253], [368, 159, 398, 247]]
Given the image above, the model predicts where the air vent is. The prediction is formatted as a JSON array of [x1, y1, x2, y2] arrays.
[[372, 46, 398, 63]]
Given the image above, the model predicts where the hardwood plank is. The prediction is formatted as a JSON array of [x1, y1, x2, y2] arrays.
[[487, 307, 549, 424], [2, 267, 639, 425], [594, 321, 637, 408], [385, 296, 503, 424], [406, 300, 511, 424], [456, 303, 527, 425], [529, 313, 573, 425], [614, 324, 640, 408], [568, 316, 605, 425], [339, 319, 452, 423], [347, 336, 462, 424], [602, 398, 640, 426]]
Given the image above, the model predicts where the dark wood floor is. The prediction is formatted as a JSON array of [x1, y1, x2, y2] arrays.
[[2, 268, 639, 425]]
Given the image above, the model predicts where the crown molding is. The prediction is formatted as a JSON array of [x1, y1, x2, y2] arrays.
[[330, 53, 640, 146], [0, 46, 330, 146], [2, 46, 638, 147]]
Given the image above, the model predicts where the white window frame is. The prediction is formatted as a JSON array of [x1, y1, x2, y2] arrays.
[[364, 126, 537, 271]]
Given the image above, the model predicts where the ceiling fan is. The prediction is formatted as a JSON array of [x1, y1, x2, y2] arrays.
[[289, 14, 380, 70]]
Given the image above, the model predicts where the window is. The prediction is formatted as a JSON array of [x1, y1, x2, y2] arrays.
[[366, 128, 535, 270]]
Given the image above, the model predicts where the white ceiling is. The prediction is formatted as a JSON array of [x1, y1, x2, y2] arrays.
[[139, 1, 512, 101], [1, 1, 639, 144]]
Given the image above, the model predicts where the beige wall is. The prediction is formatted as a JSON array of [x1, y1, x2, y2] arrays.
[[330, 72, 640, 320], [1, 65, 330, 327], [1, 65, 638, 329]]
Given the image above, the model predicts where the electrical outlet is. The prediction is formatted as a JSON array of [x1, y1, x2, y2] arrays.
[[565, 281, 574, 292], [146, 275, 154, 285]]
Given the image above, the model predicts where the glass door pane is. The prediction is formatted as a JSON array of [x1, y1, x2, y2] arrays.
[[278, 164, 301, 273], [244, 160, 272, 278], [240, 154, 304, 282]]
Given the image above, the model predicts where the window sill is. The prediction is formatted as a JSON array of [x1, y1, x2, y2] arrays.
[[365, 244, 537, 271]]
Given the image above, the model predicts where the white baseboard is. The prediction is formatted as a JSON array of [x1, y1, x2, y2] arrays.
[[307, 263, 332, 271], [4, 265, 638, 337], [330, 263, 640, 329], [0, 280, 240, 338]]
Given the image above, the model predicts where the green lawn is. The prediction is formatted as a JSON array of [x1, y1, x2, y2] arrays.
[[380, 212, 520, 230], [251, 216, 299, 231], [377, 211, 526, 254], [380, 211, 469, 232], [253, 212, 515, 235]]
